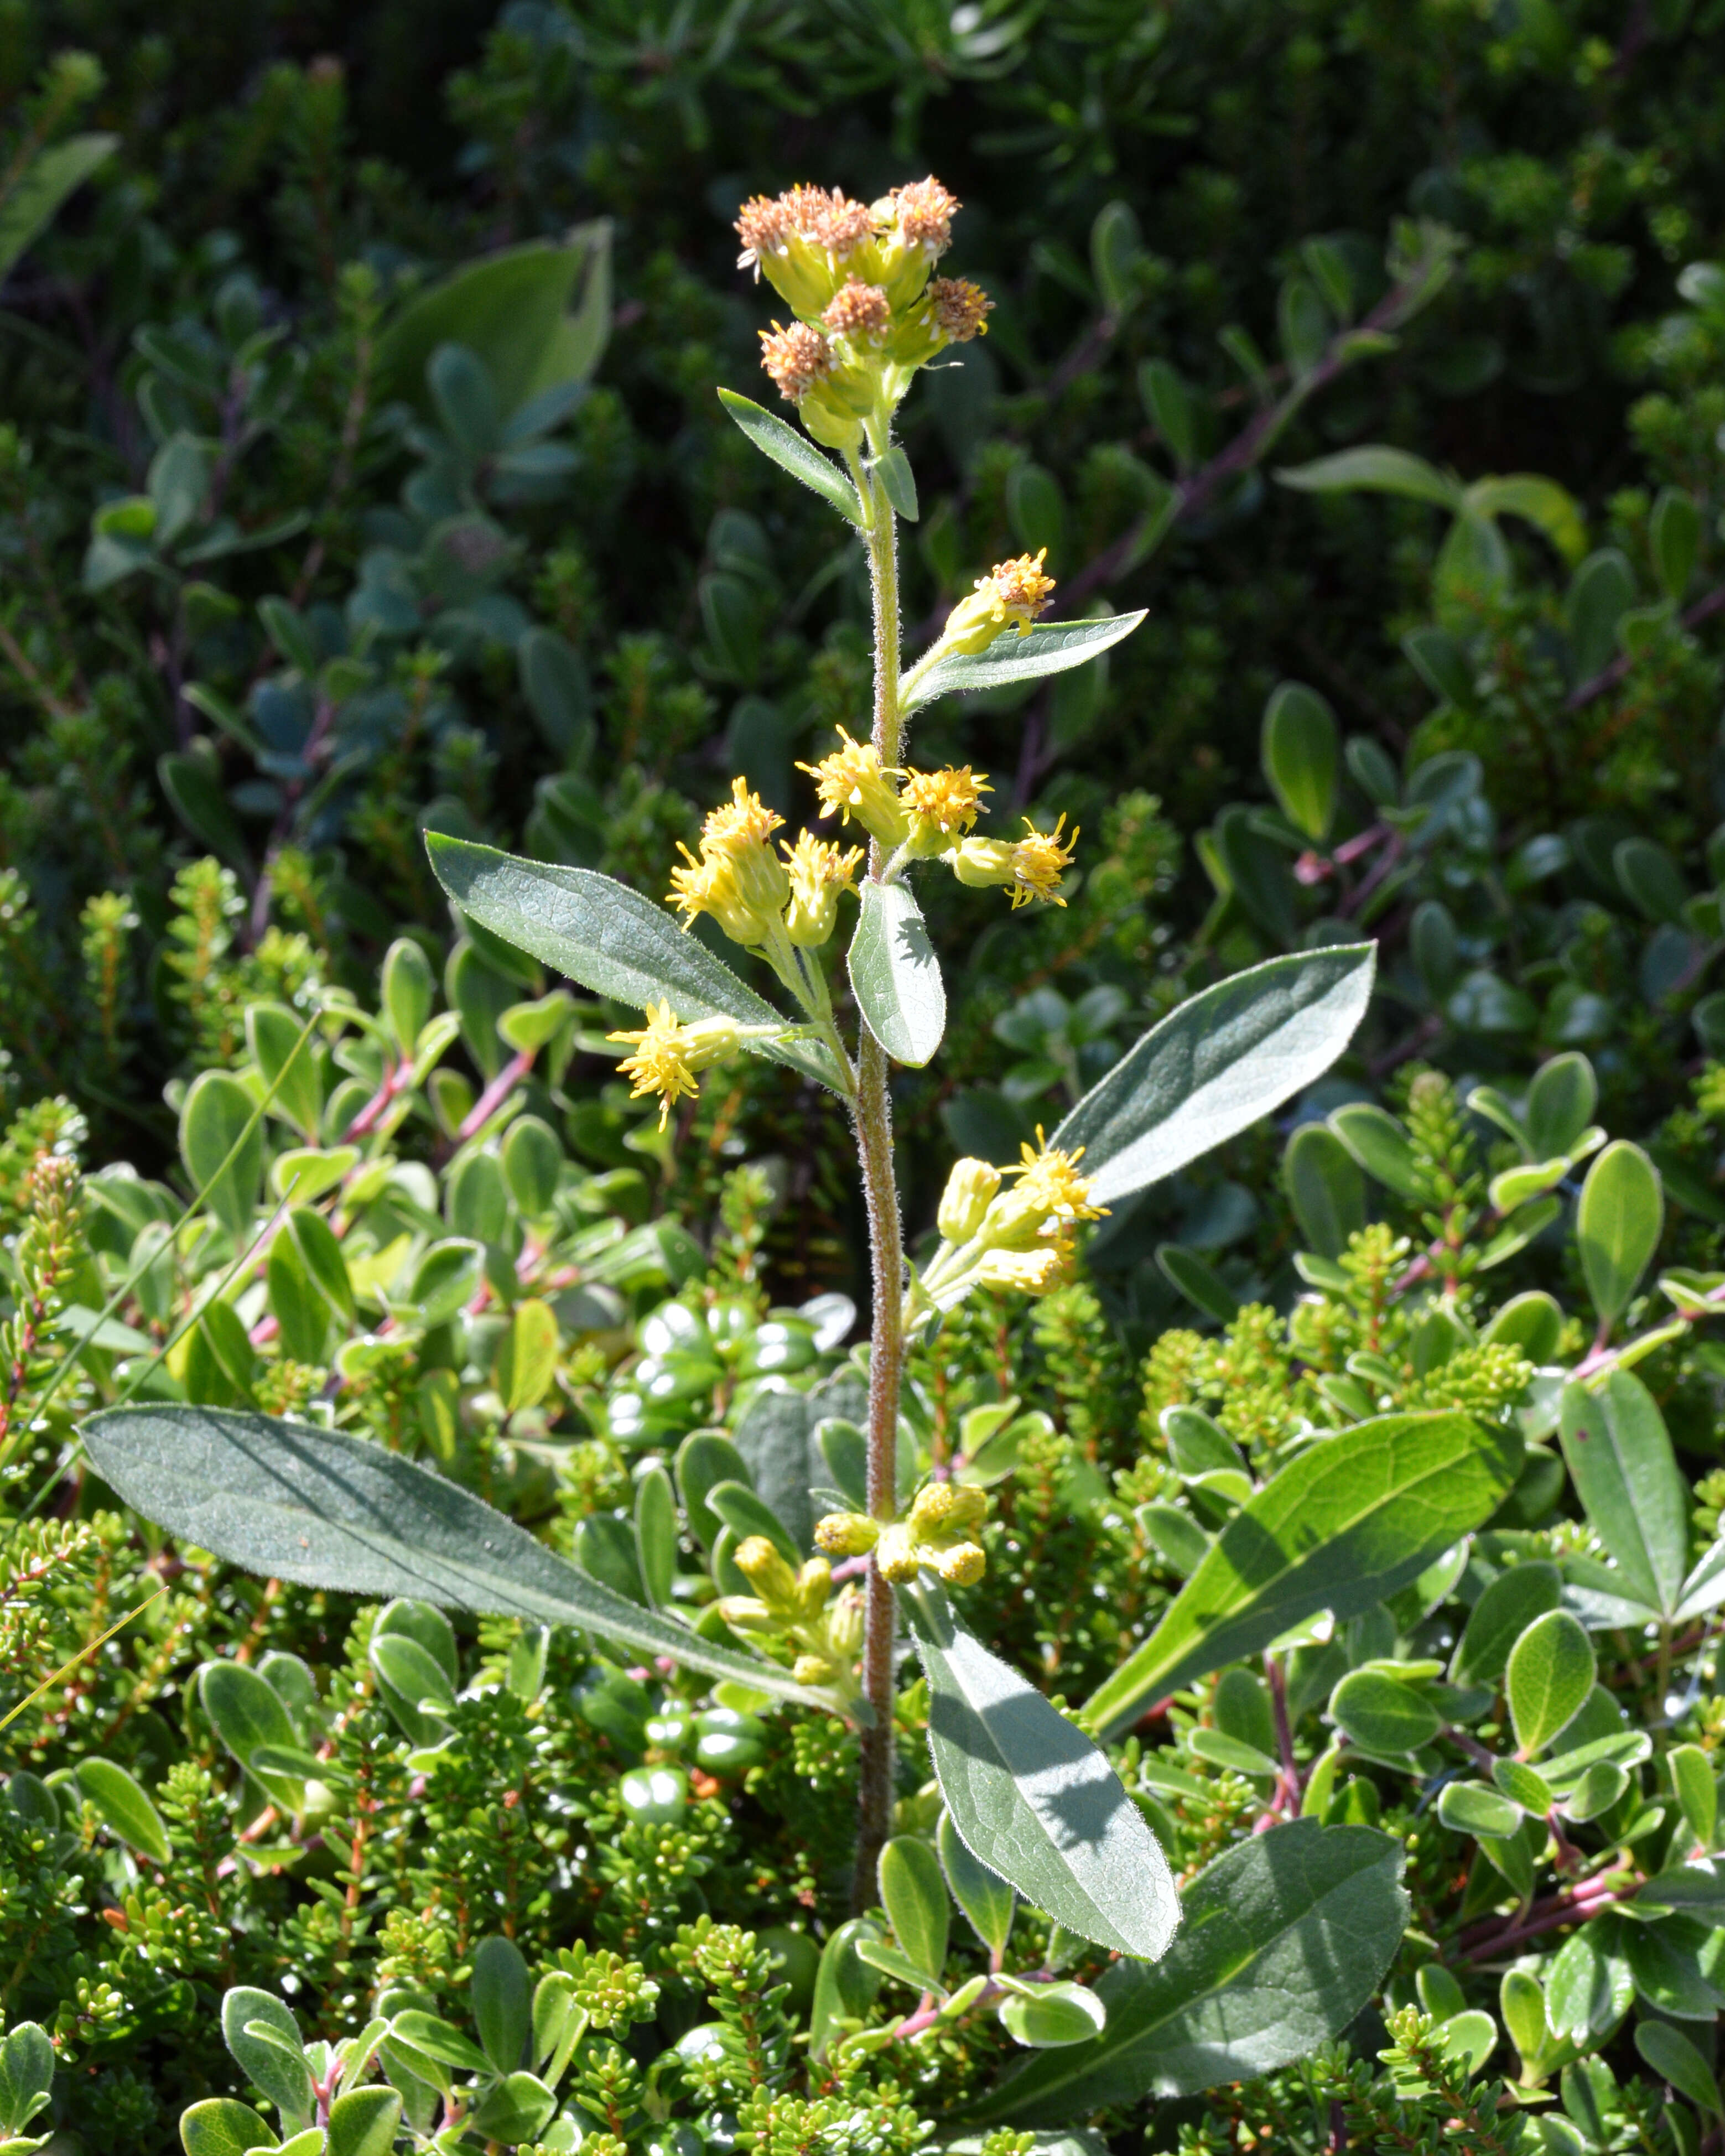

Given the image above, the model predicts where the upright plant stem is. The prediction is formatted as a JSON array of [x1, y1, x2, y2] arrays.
[[853, 448, 905, 1904]]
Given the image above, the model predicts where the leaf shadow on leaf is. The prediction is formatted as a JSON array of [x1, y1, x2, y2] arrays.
[[892, 900, 938, 976], [927, 1670, 1141, 1860]]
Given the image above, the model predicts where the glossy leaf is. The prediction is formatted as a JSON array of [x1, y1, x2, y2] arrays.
[[717, 389, 864, 523], [879, 1836, 950, 1983], [180, 1070, 264, 1241], [178, 2098, 281, 2156], [1449, 1561, 1561, 1687], [1085, 1412, 1520, 1742], [904, 1582, 1178, 1961], [1261, 682, 1338, 841], [1558, 1371, 1689, 1617], [1283, 1124, 1365, 1259], [809, 1919, 884, 2060], [1505, 1610, 1596, 1758], [1052, 944, 1375, 1207], [635, 1466, 679, 1609], [1546, 1920, 1633, 2041], [0, 2024, 54, 2136], [1000, 1983, 1107, 2048], [1636, 2020, 1721, 2115], [82, 1406, 839, 1712], [905, 612, 1146, 712], [1575, 1140, 1664, 1332], [1328, 1669, 1441, 1755], [74, 1756, 172, 1863], [1275, 444, 1463, 508], [1437, 1782, 1522, 1838], [1671, 1745, 1717, 1850], [424, 834, 841, 1092], [848, 880, 945, 1067], [939, 1808, 1015, 1957], [964, 1821, 1406, 2124], [1328, 1102, 1422, 1198]]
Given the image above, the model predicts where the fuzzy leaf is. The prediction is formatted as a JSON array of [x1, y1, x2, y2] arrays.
[[424, 834, 842, 1092], [848, 880, 944, 1067], [81, 1406, 841, 1712], [717, 389, 864, 523], [905, 1582, 1178, 1962], [905, 613, 1146, 711], [1053, 945, 1375, 1206]]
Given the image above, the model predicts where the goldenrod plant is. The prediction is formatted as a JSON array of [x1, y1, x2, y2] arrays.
[[74, 179, 1377, 1964]]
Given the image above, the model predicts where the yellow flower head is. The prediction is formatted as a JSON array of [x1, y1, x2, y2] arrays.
[[1007, 814, 1079, 908], [887, 175, 959, 255], [703, 776, 784, 856], [736, 186, 877, 316], [758, 319, 836, 404], [797, 728, 911, 848], [822, 278, 892, 340], [901, 763, 991, 855], [782, 829, 864, 947], [926, 276, 993, 344], [937, 549, 1057, 659], [983, 550, 1056, 631], [1007, 1129, 1106, 1222], [607, 1001, 700, 1130]]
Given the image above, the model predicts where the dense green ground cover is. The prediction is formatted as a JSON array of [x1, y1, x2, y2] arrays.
[[11, 4, 1725, 2153]]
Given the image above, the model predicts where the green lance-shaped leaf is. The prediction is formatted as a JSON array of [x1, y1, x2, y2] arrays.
[[81, 1405, 843, 1713], [180, 1070, 264, 1242], [939, 1807, 1016, 1957], [1261, 683, 1339, 842], [73, 1757, 172, 1863], [1637, 2021, 1723, 2117], [424, 833, 843, 1093], [717, 389, 865, 524], [1558, 1370, 1690, 1619], [904, 612, 1147, 713], [1575, 1140, 1664, 1333], [903, 1581, 1178, 1961], [1505, 1609, 1596, 1758], [849, 880, 945, 1067], [1051, 944, 1375, 1208], [879, 1836, 950, 1984], [472, 1935, 532, 2074], [962, 1821, 1406, 2126], [1083, 1411, 1521, 1743], [0, 131, 117, 280], [1274, 444, 1464, 508]]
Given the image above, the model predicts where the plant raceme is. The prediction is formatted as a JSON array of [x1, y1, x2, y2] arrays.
[[76, 179, 1382, 2015]]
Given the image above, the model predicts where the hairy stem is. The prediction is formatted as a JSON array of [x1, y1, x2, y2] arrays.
[[853, 445, 905, 1905]]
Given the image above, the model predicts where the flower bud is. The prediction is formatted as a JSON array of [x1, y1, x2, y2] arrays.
[[714, 1596, 777, 1634], [782, 831, 863, 947], [936, 1542, 986, 1587], [735, 1534, 802, 1610], [975, 1243, 1069, 1295], [796, 1556, 834, 1618], [792, 1653, 834, 1685], [874, 1523, 922, 1583], [827, 1584, 864, 1654], [814, 1511, 879, 1557], [798, 730, 911, 848], [908, 1482, 960, 1537], [937, 1156, 1001, 1242]]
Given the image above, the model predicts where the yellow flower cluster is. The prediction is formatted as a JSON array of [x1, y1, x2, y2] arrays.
[[735, 176, 992, 448], [716, 1536, 863, 1693], [814, 1480, 991, 1587], [916, 1131, 1106, 1313], [666, 777, 862, 952]]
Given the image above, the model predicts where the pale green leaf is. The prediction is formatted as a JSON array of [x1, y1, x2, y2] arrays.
[[1052, 944, 1375, 1207], [904, 1582, 1178, 1961], [848, 880, 944, 1067], [0, 133, 116, 280], [905, 613, 1147, 712], [81, 1406, 840, 1712], [717, 389, 864, 523], [424, 833, 841, 1092], [1274, 445, 1463, 508], [1558, 1371, 1690, 1618]]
